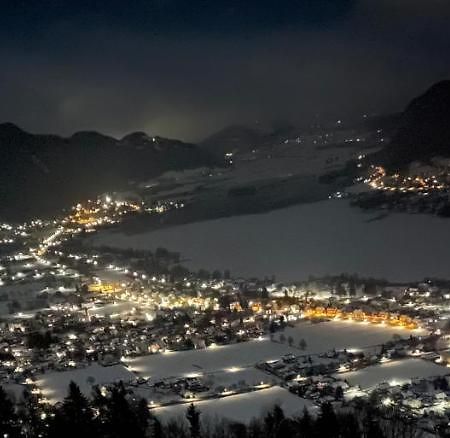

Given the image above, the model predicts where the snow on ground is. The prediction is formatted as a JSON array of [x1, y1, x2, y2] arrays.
[[35, 363, 135, 403], [132, 368, 273, 406], [127, 338, 298, 381], [200, 367, 273, 389], [93, 200, 450, 282], [151, 386, 316, 424], [87, 301, 136, 317], [338, 358, 449, 389], [125, 321, 420, 381], [282, 320, 424, 354]]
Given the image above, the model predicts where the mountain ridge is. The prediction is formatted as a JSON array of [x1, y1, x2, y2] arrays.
[[0, 124, 218, 221]]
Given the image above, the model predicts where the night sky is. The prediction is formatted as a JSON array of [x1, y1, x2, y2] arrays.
[[1, 0, 450, 140]]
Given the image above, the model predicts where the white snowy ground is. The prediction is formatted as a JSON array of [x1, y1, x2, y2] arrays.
[[132, 368, 274, 406], [35, 363, 135, 403], [93, 200, 450, 282], [126, 338, 297, 380], [337, 358, 449, 389], [125, 321, 421, 381], [283, 320, 423, 353], [200, 367, 274, 389], [151, 386, 316, 424], [87, 301, 137, 317]]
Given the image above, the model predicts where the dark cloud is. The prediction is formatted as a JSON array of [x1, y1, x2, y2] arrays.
[[0, 1, 449, 141]]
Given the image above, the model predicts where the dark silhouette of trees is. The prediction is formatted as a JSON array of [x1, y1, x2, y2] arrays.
[[298, 406, 313, 437], [186, 403, 201, 438], [315, 402, 339, 438], [48, 381, 97, 438], [335, 385, 344, 400], [27, 331, 56, 349], [0, 381, 431, 438], [0, 386, 20, 438]]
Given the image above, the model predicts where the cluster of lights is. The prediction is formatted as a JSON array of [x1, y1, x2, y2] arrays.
[[365, 165, 448, 194], [303, 306, 420, 330]]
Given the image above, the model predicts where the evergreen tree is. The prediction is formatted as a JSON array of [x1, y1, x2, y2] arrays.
[[186, 403, 201, 438], [298, 407, 313, 438], [275, 418, 298, 438], [315, 402, 339, 438], [103, 383, 142, 438], [136, 397, 151, 435], [335, 385, 344, 400], [166, 418, 188, 438], [18, 389, 47, 438], [248, 419, 263, 438], [339, 413, 361, 438], [0, 386, 20, 438], [148, 412, 164, 438], [228, 421, 248, 438], [349, 279, 356, 296], [48, 381, 97, 438], [363, 409, 385, 438], [264, 405, 285, 438]]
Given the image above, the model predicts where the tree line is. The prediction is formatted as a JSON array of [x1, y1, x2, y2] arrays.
[[0, 380, 438, 438]]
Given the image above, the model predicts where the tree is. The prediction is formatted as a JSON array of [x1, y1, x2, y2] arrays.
[[262, 405, 286, 438], [136, 398, 151, 435], [186, 403, 201, 438], [228, 422, 247, 438], [336, 283, 346, 296], [338, 413, 360, 438], [349, 279, 356, 297], [298, 407, 313, 437], [212, 270, 222, 280], [315, 402, 339, 438], [166, 418, 188, 438], [48, 381, 97, 438], [335, 385, 344, 400], [363, 282, 377, 296], [0, 386, 20, 438], [102, 383, 143, 438], [363, 409, 385, 438], [275, 418, 298, 438], [18, 389, 46, 438], [148, 412, 164, 438], [248, 419, 263, 438]]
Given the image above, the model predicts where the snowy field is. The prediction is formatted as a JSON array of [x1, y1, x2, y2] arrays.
[[93, 200, 450, 282], [282, 320, 423, 353], [132, 368, 273, 405], [87, 301, 137, 317], [125, 321, 421, 381], [35, 363, 135, 403], [127, 338, 298, 380], [151, 386, 316, 424], [338, 358, 449, 389]]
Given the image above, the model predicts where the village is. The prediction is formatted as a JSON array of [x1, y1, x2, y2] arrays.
[[2, 193, 450, 435]]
